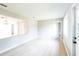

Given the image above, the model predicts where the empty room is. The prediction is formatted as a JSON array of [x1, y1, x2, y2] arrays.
[[0, 3, 79, 56]]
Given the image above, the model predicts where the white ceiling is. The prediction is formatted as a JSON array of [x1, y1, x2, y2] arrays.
[[0, 3, 72, 20]]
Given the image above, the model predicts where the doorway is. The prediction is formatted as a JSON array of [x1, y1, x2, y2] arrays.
[[74, 4, 79, 56]]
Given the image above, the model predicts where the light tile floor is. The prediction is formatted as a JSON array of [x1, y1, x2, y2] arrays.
[[0, 37, 59, 56]]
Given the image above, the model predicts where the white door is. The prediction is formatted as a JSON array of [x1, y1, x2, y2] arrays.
[[75, 18, 79, 56], [75, 4, 79, 56]]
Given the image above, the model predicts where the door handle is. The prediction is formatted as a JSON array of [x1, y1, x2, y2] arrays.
[[73, 41, 77, 44], [74, 37, 77, 39]]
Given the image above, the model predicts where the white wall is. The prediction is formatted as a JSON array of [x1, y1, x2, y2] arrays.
[[38, 20, 61, 40], [63, 5, 74, 55], [28, 19, 38, 38]]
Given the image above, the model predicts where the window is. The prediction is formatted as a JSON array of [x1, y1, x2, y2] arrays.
[[0, 14, 27, 39]]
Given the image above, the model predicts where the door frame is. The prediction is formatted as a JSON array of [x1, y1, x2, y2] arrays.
[[73, 6, 76, 56]]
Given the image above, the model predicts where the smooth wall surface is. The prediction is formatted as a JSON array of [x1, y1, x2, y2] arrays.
[[63, 5, 74, 55], [38, 20, 60, 40]]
